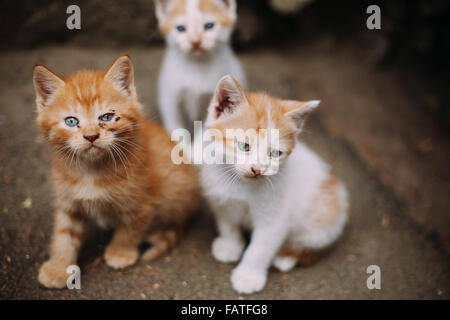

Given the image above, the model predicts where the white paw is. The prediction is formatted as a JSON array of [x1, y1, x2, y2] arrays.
[[104, 246, 139, 270], [231, 266, 267, 294], [272, 256, 297, 272], [212, 237, 244, 264], [38, 260, 69, 289]]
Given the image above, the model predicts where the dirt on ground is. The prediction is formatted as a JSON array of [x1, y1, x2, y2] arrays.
[[0, 42, 449, 299]]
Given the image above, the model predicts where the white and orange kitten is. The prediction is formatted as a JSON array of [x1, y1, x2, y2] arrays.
[[155, 0, 246, 132], [200, 76, 349, 294]]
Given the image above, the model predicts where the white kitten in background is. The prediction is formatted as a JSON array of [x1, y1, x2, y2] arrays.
[[154, 0, 246, 133], [200, 76, 349, 294]]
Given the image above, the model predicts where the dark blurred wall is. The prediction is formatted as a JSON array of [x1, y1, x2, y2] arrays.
[[2, 0, 450, 63], [0, 0, 161, 47]]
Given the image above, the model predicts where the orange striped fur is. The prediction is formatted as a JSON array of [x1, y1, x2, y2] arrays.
[[34, 55, 199, 289]]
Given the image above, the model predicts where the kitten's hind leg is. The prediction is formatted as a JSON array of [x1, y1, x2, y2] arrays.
[[295, 175, 348, 250], [141, 229, 179, 261], [104, 212, 150, 269], [272, 245, 320, 272], [272, 256, 297, 272]]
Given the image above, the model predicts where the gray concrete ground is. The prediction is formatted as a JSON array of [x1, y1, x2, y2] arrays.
[[0, 43, 449, 299]]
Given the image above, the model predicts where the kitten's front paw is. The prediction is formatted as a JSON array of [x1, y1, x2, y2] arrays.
[[231, 266, 267, 294], [104, 246, 139, 269], [212, 237, 244, 263], [38, 260, 69, 289]]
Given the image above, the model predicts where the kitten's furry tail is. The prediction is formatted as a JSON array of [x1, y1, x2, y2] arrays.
[[141, 229, 180, 261]]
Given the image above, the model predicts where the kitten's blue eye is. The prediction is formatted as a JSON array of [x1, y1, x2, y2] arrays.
[[64, 117, 79, 127], [204, 22, 215, 30], [100, 113, 114, 122], [176, 25, 186, 32], [238, 142, 250, 152], [270, 150, 283, 158]]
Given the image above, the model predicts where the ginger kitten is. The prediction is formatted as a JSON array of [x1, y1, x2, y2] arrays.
[[33, 55, 198, 289], [200, 76, 349, 294], [155, 0, 246, 133]]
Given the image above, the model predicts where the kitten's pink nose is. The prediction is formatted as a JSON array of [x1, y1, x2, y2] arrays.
[[251, 167, 261, 177], [84, 134, 99, 143], [191, 41, 201, 50]]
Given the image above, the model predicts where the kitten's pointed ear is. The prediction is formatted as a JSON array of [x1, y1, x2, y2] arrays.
[[284, 100, 320, 130], [216, 0, 237, 13], [105, 54, 136, 98], [206, 75, 247, 126], [154, 0, 172, 20], [33, 65, 65, 110]]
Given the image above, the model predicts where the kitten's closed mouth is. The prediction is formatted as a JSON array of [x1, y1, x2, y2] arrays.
[[191, 48, 206, 55], [86, 145, 102, 151], [244, 174, 262, 180]]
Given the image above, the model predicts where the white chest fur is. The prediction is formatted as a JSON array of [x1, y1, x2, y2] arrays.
[[70, 175, 108, 201], [158, 45, 246, 132]]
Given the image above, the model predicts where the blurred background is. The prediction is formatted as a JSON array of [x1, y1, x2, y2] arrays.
[[0, 0, 449, 299]]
